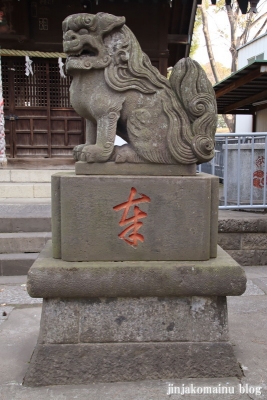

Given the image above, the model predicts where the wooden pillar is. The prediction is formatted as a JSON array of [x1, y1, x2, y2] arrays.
[[0, 51, 7, 166], [252, 111, 257, 133]]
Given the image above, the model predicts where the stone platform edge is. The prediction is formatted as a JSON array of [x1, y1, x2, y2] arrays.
[[23, 342, 242, 387], [27, 241, 246, 298], [75, 161, 196, 176]]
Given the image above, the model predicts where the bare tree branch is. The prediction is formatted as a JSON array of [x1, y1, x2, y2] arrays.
[[197, 1, 267, 132], [253, 17, 267, 39], [246, 11, 267, 30], [239, 11, 254, 46]]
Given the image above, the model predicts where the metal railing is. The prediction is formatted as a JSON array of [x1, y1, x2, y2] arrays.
[[198, 132, 267, 210]]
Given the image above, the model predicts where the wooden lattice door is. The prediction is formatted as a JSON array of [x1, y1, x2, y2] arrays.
[[2, 57, 85, 159]]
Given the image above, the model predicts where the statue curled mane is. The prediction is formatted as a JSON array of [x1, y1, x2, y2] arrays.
[[104, 26, 170, 94]]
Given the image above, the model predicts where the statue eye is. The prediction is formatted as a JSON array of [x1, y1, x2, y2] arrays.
[[84, 17, 92, 25], [78, 28, 89, 35]]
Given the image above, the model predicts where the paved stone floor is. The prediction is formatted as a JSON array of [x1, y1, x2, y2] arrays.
[[0, 266, 267, 399]]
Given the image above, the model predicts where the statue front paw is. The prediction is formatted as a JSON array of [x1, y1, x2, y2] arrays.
[[73, 144, 87, 161], [79, 144, 110, 162]]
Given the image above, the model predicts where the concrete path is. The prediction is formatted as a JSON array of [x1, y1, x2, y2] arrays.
[[0, 267, 267, 399]]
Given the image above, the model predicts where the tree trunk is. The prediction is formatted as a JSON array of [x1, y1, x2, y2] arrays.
[[200, 5, 220, 84], [226, 5, 238, 73], [222, 114, 235, 132], [201, 3, 235, 132]]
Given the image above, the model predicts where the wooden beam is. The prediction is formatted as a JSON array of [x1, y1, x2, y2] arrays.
[[217, 108, 253, 115], [230, 109, 253, 115], [168, 34, 190, 44], [252, 111, 256, 132], [253, 102, 267, 112], [0, 34, 28, 41], [223, 88, 267, 113], [215, 67, 267, 98]]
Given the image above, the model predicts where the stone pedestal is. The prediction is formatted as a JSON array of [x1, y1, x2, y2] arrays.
[[24, 242, 246, 386], [24, 163, 246, 386]]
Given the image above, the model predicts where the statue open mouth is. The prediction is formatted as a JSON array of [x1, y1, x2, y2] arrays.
[[66, 47, 98, 59]]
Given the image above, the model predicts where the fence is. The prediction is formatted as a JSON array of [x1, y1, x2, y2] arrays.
[[198, 133, 267, 210]]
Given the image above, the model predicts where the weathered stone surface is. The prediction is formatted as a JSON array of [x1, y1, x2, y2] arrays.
[[227, 250, 257, 266], [63, 13, 217, 165], [218, 211, 267, 233], [190, 296, 228, 342], [39, 299, 79, 344], [256, 250, 267, 265], [52, 172, 218, 261], [218, 233, 241, 250], [24, 342, 241, 386], [226, 249, 267, 266], [210, 176, 219, 258], [217, 213, 267, 266], [241, 233, 267, 249], [79, 297, 192, 343], [39, 296, 228, 344], [27, 242, 246, 298], [51, 174, 61, 259], [75, 161, 196, 176]]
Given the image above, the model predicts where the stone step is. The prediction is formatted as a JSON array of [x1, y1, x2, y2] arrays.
[[1, 169, 73, 183], [0, 253, 39, 276], [0, 169, 74, 199], [0, 203, 51, 233], [0, 232, 52, 254], [0, 183, 51, 198]]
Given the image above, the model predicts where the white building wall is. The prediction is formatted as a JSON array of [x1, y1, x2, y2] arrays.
[[238, 33, 267, 69], [235, 115, 253, 132], [256, 109, 267, 132], [236, 33, 267, 132]]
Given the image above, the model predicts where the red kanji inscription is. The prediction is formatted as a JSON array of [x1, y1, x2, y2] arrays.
[[253, 156, 267, 189], [113, 187, 151, 247]]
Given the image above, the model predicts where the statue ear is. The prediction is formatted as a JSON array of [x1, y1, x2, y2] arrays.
[[96, 12, 125, 34]]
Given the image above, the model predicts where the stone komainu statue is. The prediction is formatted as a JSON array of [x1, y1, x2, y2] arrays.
[[63, 13, 217, 164]]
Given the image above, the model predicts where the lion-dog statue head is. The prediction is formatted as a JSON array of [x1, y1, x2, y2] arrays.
[[63, 12, 168, 93]]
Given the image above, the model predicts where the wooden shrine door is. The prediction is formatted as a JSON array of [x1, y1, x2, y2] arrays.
[[2, 57, 85, 161]]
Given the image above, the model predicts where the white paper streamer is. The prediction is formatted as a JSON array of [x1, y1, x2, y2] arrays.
[[25, 56, 33, 76], [58, 57, 66, 78]]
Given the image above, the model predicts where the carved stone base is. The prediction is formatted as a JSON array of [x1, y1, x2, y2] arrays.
[[24, 242, 246, 386], [52, 171, 219, 261], [24, 342, 241, 387]]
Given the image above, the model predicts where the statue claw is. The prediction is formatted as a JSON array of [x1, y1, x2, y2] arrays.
[[73, 144, 88, 161]]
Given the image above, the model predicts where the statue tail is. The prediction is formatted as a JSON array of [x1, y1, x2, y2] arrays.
[[169, 58, 217, 164]]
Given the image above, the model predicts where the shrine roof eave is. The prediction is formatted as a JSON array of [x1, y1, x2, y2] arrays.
[[214, 61, 267, 114]]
